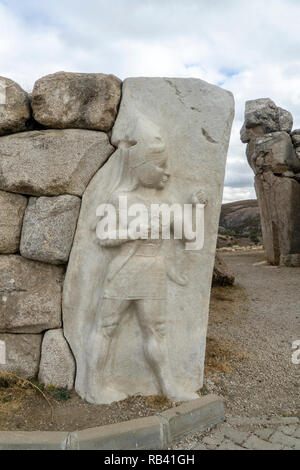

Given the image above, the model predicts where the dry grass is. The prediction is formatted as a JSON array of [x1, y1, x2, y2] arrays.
[[209, 284, 249, 322], [205, 284, 254, 375], [114, 393, 175, 413], [0, 372, 54, 420], [205, 337, 252, 374], [146, 394, 173, 408]]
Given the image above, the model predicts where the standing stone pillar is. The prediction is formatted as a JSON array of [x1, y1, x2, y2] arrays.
[[63, 78, 234, 405], [241, 98, 300, 266]]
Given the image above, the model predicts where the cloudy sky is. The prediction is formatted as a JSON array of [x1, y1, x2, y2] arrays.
[[1, 0, 300, 203]]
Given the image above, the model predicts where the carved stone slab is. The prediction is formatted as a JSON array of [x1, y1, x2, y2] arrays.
[[63, 78, 234, 404]]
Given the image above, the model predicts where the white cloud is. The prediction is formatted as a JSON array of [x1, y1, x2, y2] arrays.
[[223, 186, 256, 204], [0, 0, 299, 202]]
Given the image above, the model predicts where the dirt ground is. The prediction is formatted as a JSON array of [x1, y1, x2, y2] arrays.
[[0, 377, 179, 431], [0, 251, 299, 431], [206, 251, 299, 419]]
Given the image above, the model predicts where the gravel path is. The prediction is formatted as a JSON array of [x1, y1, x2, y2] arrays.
[[173, 251, 300, 450]]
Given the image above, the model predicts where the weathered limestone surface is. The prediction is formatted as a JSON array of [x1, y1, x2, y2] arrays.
[[38, 329, 75, 390], [255, 172, 300, 265], [242, 99, 293, 141], [291, 130, 300, 148], [240, 123, 264, 144], [244, 98, 280, 134], [0, 129, 114, 196], [64, 77, 234, 404], [0, 191, 27, 254], [0, 256, 64, 333], [278, 107, 293, 133], [0, 334, 42, 378], [0, 77, 31, 136], [32, 72, 122, 132], [20, 195, 81, 264], [248, 132, 300, 175], [254, 174, 277, 265]]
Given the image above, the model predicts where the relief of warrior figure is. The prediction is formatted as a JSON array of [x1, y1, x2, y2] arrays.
[[83, 119, 207, 404]]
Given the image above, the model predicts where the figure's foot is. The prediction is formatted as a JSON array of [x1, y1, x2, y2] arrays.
[[167, 389, 199, 402], [85, 387, 127, 405]]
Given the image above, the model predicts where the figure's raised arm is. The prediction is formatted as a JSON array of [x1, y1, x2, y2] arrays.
[[170, 189, 208, 243]]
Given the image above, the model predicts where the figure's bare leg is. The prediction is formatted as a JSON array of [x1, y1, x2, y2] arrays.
[[83, 298, 131, 404], [137, 299, 198, 402]]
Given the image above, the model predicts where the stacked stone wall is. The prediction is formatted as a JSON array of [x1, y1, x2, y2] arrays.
[[0, 72, 122, 388]]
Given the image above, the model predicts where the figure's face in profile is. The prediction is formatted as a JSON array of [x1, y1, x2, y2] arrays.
[[136, 154, 170, 189]]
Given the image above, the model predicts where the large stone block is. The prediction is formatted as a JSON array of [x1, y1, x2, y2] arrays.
[[244, 98, 280, 134], [38, 329, 75, 390], [242, 99, 293, 137], [32, 72, 122, 132], [0, 191, 27, 254], [0, 256, 64, 333], [20, 195, 81, 264], [240, 123, 264, 144], [0, 76, 31, 136], [255, 174, 279, 265], [212, 254, 235, 286], [250, 132, 300, 174], [255, 173, 300, 265], [64, 77, 234, 404], [0, 334, 42, 378], [0, 129, 114, 196]]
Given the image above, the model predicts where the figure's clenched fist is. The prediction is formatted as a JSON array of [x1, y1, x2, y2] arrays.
[[191, 189, 208, 206]]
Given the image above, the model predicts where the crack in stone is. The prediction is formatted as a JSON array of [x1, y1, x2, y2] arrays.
[[164, 79, 187, 109], [164, 80, 218, 145], [202, 128, 218, 144], [0, 287, 27, 293]]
